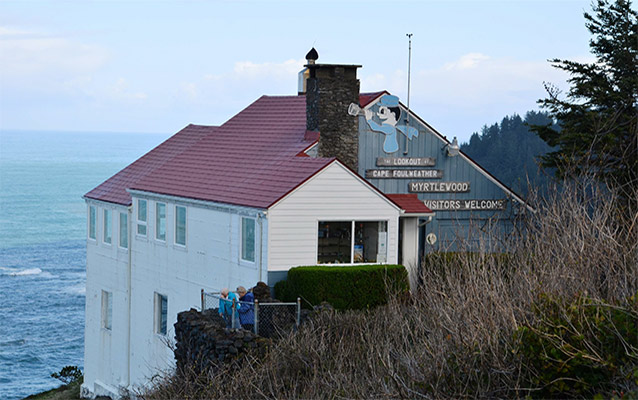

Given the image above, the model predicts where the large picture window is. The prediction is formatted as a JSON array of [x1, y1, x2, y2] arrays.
[[318, 221, 387, 264], [175, 206, 186, 246], [155, 202, 166, 241], [241, 217, 256, 263]]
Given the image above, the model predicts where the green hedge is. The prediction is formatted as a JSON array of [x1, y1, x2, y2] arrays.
[[274, 264, 409, 310]]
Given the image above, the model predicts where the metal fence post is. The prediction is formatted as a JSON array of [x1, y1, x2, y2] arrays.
[[296, 297, 301, 327], [254, 299, 259, 335], [200, 289, 204, 311], [231, 298, 237, 329]]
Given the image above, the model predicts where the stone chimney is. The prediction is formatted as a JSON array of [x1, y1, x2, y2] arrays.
[[304, 48, 361, 171]]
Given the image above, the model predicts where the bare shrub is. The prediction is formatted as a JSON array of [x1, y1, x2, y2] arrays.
[[140, 177, 637, 399]]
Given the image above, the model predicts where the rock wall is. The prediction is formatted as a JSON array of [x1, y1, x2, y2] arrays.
[[174, 308, 270, 375]]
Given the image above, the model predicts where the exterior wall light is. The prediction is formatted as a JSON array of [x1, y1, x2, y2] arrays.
[[446, 137, 460, 157]]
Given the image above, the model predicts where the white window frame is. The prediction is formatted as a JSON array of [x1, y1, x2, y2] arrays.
[[103, 209, 112, 245], [174, 205, 187, 247], [101, 290, 112, 330], [154, 292, 168, 336], [88, 205, 97, 241], [316, 219, 389, 265], [240, 216, 256, 263], [155, 202, 166, 242], [137, 199, 147, 237], [119, 212, 128, 249]]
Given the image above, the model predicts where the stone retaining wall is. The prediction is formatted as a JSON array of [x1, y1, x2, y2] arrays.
[[174, 308, 270, 375]]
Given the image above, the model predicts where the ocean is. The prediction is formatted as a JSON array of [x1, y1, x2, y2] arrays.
[[0, 130, 170, 400]]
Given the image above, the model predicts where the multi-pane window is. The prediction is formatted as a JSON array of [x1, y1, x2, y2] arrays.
[[155, 293, 168, 335], [137, 199, 147, 236], [101, 290, 112, 330], [318, 221, 388, 264], [89, 206, 96, 240], [119, 212, 128, 249], [103, 209, 112, 244], [241, 217, 256, 262], [175, 206, 186, 246], [155, 202, 166, 241]]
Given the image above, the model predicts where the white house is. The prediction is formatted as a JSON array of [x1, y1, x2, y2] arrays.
[[82, 48, 533, 398], [82, 87, 433, 397]]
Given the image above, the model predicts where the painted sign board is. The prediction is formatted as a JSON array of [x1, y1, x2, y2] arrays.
[[376, 157, 436, 167], [409, 182, 470, 193], [366, 169, 443, 179], [423, 199, 507, 211]]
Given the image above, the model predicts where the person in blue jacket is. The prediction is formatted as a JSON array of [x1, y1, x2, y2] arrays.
[[236, 286, 255, 332], [219, 288, 240, 328]]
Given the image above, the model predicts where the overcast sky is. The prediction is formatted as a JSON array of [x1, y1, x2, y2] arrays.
[[0, 0, 608, 143]]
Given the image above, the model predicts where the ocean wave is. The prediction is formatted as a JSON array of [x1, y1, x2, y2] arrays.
[[0, 339, 26, 347], [8, 268, 42, 276], [2, 267, 55, 278], [64, 284, 86, 296]]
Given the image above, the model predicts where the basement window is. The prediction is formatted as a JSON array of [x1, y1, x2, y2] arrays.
[[101, 290, 112, 330], [318, 221, 388, 264], [154, 292, 168, 336]]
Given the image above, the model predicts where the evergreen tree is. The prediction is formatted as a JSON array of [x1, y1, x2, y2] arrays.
[[461, 112, 556, 197], [532, 0, 638, 211]]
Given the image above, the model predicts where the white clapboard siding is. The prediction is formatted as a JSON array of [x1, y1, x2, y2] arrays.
[[127, 196, 267, 387], [83, 202, 131, 397], [268, 162, 401, 271]]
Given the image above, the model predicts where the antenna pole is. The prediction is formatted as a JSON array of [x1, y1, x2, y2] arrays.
[[404, 33, 413, 155]]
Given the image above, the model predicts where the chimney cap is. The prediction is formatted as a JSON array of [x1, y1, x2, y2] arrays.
[[305, 47, 319, 64]]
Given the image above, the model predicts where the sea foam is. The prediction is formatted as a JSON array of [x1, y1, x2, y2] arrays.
[[7, 268, 42, 277]]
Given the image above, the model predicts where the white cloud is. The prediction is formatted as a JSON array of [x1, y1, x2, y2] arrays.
[[0, 26, 109, 82], [443, 53, 490, 70], [232, 58, 304, 80], [109, 78, 148, 101], [358, 52, 582, 141]]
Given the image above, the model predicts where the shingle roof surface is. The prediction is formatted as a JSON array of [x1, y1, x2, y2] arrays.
[[386, 194, 434, 214], [85, 93, 399, 209], [86, 95, 334, 208], [359, 91, 389, 108], [84, 125, 215, 205]]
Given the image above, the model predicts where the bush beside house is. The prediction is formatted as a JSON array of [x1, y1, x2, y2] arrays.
[[274, 264, 409, 310]]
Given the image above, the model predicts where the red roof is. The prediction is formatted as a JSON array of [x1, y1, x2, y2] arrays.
[[86, 96, 333, 208], [85, 93, 411, 210], [359, 91, 390, 108], [386, 194, 434, 215], [84, 125, 216, 205]]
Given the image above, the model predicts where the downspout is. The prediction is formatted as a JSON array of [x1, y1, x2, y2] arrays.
[[126, 205, 132, 389], [258, 213, 264, 283]]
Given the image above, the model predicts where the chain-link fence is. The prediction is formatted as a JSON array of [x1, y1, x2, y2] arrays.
[[201, 290, 300, 338]]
